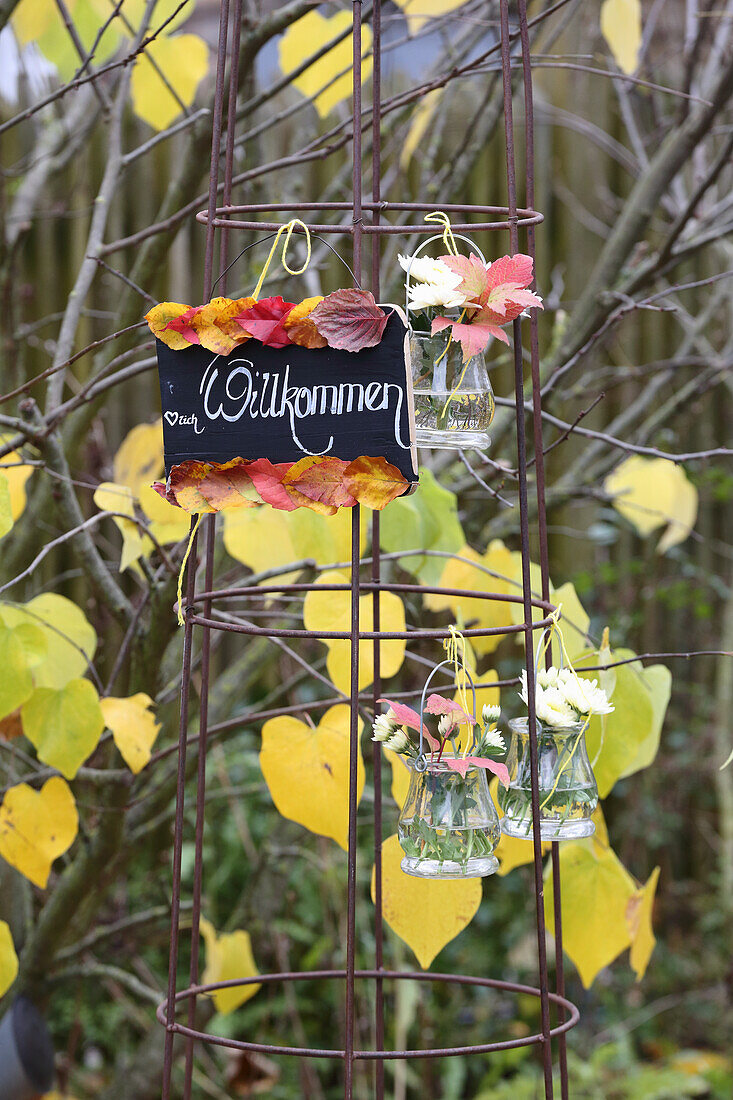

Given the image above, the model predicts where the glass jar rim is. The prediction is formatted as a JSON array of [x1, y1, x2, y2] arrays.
[[509, 716, 586, 735], [410, 752, 485, 774]]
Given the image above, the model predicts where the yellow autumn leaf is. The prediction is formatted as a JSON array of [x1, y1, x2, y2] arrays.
[[385, 747, 411, 808], [577, 649, 671, 797], [627, 865, 660, 980], [544, 837, 636, 987], [381, 469, 465, 587], [260, 706, 364, 850], [94, 481, 147, 572], [0, 920, 18, 997], [0, 619, 47, 721], [424, 543, 515, 656], [131, 33, 210, 131], [0, 593, 97, 689], [0, 776, 78, 888], [200, 917, 261, 1015], [0, 436, 34, 522], [21, 678, 105, 779], [394, 0, 470, 34], [13, 0, 120, 78], [604, 455, 698, 553], [138, 481, 191, 544], [506, 569, 592, 663], [400, 88, 443, 169], [223, 505, 367, 580], [372, 834, 481, 968], [600, 0, 642, 75], [101, 693, 161, 774], [279, 10, 373, 119], [0, 475, 11, 538], [113, 420, 164, 497], [303, 571, 406, 693]]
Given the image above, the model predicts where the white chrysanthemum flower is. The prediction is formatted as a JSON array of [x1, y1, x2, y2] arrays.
[[407, 281, 467, 311], [438, 714, 457, 737], [372, 711, 395, 742], [537, 667, 559, 688], [399, 254, 462, 286], [560, 675, 614, 718], [535, 687, 578, 728], [482, 703, 501, 723], [385, 729, 410, 753], [481, 725, 506, 752]]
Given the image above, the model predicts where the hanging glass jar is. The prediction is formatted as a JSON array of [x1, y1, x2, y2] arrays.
[[398, 754, 501, 878], [499, 717, 598, 840], [404, 233, 495, 451]]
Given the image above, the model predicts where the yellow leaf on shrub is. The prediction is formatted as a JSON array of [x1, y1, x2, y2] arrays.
[[113, 420, 164, 498], [0, 475, 12, 538], [400, 88, 442, 168], [0, 920, 18, 997], [488, 777, 550, 876], [0, 777, 78, 888], [544, 838, 636, 987], [22, 679, 104, 779], [394, 0, 469, 34], [604, 456, 697, 552], [131, 34, 210, 131], [0, 619, 46, 721], [303, 571, 406, 693], [0, 437, 34, 522], [372, 834, 481, 968], [627, 865, 660, 980], [260, 706, 364, 850], [279, 11, 372, 119], [600, 0, 642, 75], [0, 593, 97, 689], [93, 481, 147, 572], [425, 543, 515, 655], [223, 504, 367, 580], [385, 747, 411, 808], [200, 917, 261, 1015], [101, 693, 161, 774]]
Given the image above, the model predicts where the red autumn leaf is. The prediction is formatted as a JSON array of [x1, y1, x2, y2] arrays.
[[439, 253, 493, 308], [310, 290, 389, 352], [164, 306, 203, 345], [145, 302, 198, 350], [444, 756, 510, 787], [425, 693, 475, 725], [432, 316, 509, 362], [283, 456, 356, 511], [246, 458, 298, 511], [342, 456, 409, 510], [167, 459, 261, 514], [233, 296, 296, 349], [151, 479, 179, 506]]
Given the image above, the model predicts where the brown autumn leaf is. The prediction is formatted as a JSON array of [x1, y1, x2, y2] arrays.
[[0, 709, 23, 742], [225, 1049, 280, 1095], [343, 456, 409, 509], [310, 290, 389, 352], [284, 296, 327, 349], [145, 302, 196, 350], [168, 459, 261, 514], [283, 456, 356, 512]]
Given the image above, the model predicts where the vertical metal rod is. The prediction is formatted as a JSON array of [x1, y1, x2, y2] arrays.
[[370, 4, 385, 1097], [182, 515, 216, 1099], [344, 504, 362, 1099], [220, 0, 244, 279], [499, 2, 555, 1095], [161, 517, 199, 1100], [352, 0, 364, 280], [516, 1, 569, 1094], [203, 0, 231, 300]]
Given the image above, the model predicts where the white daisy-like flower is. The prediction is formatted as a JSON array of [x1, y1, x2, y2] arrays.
[[482, 703, 501, 724], [385, 729, 410, 753], [399, 254, 461, 286], [407, 281, 467, 311], [438, 714, 458, 738], [560, 674, 614, 718], [372, 711, 396, 742], [537, 667, 559, 688], [519, 669, 578, 728], [480, 725, 506, 752]]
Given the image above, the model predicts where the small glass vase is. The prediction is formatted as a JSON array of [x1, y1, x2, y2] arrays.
[[499, 718, 598, 840], [397, 754, 501, 878], [409, 331, 494, 450]]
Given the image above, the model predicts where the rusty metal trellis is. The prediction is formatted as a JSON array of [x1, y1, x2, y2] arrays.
[[159, 2, 579, 1098]]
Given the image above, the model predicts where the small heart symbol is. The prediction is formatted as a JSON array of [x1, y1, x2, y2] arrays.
[[164, 411, 179, 427]]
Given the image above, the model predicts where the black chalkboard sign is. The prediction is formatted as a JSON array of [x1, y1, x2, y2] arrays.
[[156, 310, 418, 485]]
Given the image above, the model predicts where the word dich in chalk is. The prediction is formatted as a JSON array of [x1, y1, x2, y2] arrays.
[[156, 312, 417, 482]]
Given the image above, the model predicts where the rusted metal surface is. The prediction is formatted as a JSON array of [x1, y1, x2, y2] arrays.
[[160, 2, 579, 1097]]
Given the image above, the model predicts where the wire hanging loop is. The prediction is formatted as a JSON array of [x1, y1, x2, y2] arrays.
[[416, 629, 478, 768], [251, 218, 312, 300]]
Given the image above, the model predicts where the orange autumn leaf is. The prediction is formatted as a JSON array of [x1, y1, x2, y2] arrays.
[[192, 297, 250, 354], [169, 459, 261, 514], [284, 296, 327, 349], [145, 302, 197, 350], [283, 456, 356, 513], [343, 456, 409, 509], [214, 296, 256, 342]]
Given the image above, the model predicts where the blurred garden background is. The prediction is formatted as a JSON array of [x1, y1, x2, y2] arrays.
[[0, 0, 732, 1096]]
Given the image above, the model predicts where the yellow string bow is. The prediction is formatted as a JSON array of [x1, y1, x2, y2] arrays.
[[424, 210, 459, 256], [176, 514, 203, 627], [444, 625, 474, 746], [252, 218, 312, 300]]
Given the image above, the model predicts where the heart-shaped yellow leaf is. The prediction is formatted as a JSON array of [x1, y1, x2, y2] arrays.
[[200, 917, 261, 1015], [0, 920, 18, 997], [600, 0, 642, 75], [0, 777, 78, 888], [93, 482, 147, 572], [604, 456, 697, 553], [0, 619, 47, 721], [131, 34, 210, 131], [22, 679, 104, 779], [0, 593, 97, 689], [425, 543, 515, 655], [223, 505, 367, 579], [373, 834, 481, 968], [260, 705, 364, 850], [303, 570, 406, 693], [101, 693, 161, 775], [544, 837, 636, 988], [113, 420, 164, 498], [278, 10, 373, 119]]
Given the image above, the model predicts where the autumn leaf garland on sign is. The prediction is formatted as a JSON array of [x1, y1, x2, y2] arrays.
[[145, 289, 391, 355]]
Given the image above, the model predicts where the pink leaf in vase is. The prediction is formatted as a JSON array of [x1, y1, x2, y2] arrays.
[[445, 756, 510, 787], [379, 700, 440, 751]]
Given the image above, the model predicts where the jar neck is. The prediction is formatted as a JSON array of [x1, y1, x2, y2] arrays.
[[411, 753, 480, 776], [509, 717, 586, 738]]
